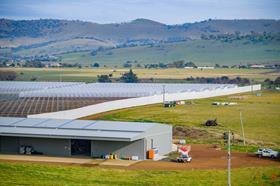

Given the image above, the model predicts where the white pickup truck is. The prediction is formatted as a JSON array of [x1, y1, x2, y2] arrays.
[[176, 155, 192, 163], [255, 148, 279, 159]]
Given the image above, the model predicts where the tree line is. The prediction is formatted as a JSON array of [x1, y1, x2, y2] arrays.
[[97, 69, 139, 83], [1, 70, 279, 89], [185, 76, 251, 85]]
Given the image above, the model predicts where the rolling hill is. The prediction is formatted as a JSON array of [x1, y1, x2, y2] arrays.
[[1, 18, 280, 43], [0, 18, 280, 66], [59, 38, 280, 67]]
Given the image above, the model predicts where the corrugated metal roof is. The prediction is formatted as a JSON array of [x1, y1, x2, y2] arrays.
[[0, 127, 141, 141], [0, 117, 26, 126], [0, 117, 168, 141]]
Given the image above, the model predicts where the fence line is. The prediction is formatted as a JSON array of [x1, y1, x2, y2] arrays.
[[28, 84, 261, 119]]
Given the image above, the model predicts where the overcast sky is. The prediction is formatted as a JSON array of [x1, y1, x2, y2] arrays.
[[0, 0, 279, 24]]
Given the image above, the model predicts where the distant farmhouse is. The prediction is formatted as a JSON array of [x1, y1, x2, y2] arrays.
[[184, 66, 194, 69], [197, 66, 215, 69], [249, 64, 266, 69]]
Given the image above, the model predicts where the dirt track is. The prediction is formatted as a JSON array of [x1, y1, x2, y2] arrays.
[[125, 144, 279, 170]]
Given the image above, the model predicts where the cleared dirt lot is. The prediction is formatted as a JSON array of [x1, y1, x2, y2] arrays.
[[0, 144, 278, 170], [127, 144, 279, 170]]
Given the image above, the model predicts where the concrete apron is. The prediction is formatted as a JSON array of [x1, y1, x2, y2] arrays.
[[0, 154, 139, 166]]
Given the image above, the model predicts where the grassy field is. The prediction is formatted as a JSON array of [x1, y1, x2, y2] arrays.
[[0, 162, 279, 186], [59, 39, 280, 67], [84, 91, 280, 147], [1, 67, 279, 82]]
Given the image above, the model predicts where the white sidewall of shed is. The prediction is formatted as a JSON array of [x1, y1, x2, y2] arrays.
[[28, 85, 261, 119]]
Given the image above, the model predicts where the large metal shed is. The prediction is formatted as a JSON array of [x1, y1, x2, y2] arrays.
[[0, 117, 172, 160]]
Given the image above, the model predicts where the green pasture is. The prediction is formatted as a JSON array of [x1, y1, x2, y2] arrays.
[[1, 67, 278, 82], [85, 91, 280, 147], [59, 39, 280, 67], [0, 162, 279, 186]]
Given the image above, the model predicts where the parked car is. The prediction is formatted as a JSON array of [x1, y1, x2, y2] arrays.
[[255, 148, 279, 159], [176, 155, 192, 163]]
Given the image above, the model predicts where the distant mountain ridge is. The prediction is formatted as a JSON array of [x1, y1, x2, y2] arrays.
[[0, 18, 280, 59], [1, 18, 280, 41]]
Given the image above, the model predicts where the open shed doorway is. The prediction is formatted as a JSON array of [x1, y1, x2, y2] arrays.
[[71, 139, 91, 156]]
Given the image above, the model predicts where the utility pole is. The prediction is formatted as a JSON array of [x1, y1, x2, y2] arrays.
[[240, 111, 246, 145], [162, 85, 166, 104], [228, 130, 231, 186], [250, 79, 254, 95]]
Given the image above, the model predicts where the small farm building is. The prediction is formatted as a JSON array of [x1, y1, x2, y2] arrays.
[[0, 117, 172, 160]]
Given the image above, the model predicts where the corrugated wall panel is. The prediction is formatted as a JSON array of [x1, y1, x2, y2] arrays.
[[91, 139, 145, 160]]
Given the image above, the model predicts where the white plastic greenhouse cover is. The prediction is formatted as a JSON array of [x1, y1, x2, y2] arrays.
[[18, 83, 237, 98], [28, 84, 262, 119], [0, 81, 84, 94]]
